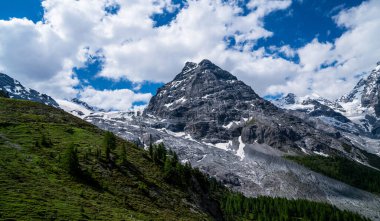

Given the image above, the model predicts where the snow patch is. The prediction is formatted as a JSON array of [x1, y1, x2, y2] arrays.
[[202, 94, 211, 99], [57, 99, 92, 118], [237, 136, 245, 160], [222, 121, 240, 129], [313, 151, 329, 157], [164, 102, 174, 108], [177, 97, 187, 103]]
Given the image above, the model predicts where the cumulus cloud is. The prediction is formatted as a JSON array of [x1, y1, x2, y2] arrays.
[[0, 0, 294, 105], [268, 0, 380, 99], [0, 0, 379, 109], [79, 87, 152, 111]]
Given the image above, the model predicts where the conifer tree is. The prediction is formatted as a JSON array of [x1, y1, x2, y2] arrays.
[[103, 131, 116, 161], [120, 143, 127, 163], [62, 144, 80, 176]]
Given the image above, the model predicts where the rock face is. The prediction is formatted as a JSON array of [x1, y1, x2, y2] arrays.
[[0, 73, 59, 108], [145, 60, 367, 160]]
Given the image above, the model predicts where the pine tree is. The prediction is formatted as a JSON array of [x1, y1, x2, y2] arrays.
[[149, 143, 153, 159], [163, 157, 173, 179], [62, 144, 80, 176], [103, 131, 116, 161], [120, 143, 127, 163]]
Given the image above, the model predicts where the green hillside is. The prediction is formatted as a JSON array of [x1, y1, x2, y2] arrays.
[[0, 97, 370, 220]]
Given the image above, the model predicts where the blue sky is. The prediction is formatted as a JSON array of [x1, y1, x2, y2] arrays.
[[0, 0, 378, 110]]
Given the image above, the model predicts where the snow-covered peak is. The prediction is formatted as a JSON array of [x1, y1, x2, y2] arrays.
[[276, 62, 380, 138], [274, 93, 340, 112], [0, 73, 59, 108], [338, 62, 380, 119]]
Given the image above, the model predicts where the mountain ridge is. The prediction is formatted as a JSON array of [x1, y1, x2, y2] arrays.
[[0, 73, 59, 108], [274, 62, 380, 155]]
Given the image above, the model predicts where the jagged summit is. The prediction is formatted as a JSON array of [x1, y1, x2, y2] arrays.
[[340, 62, 380, 109], [181, 61, 197, 73], [146, 60, 262, 122], [0, 73, 59, 108], [280, 93, 296, 105], [175, 59, 238, 82], [335, 61, 380, 136]]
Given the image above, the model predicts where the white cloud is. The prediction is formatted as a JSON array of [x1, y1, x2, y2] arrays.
[[297, 39, 333, 72], [267, 0, 380, 99], [0, 0, 295, 110], [0, 0, 378, 109], [79, 87, 152, 111]]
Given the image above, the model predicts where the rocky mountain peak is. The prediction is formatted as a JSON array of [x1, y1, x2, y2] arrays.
[[175, 59, 238, 82], [282, 93, 296, 105], [339, 62, 380, 117], [145, 59, 267, 141], [145, 60, 356, 157], [182, 61, 197, 73], [0, 73, 59, 108]]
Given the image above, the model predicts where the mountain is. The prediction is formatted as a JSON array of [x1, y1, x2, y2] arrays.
[[276, 62, 380, 136], [274, 62, 380, 155], [0, 73, 59, 108], [84, 60, 380, 220], [145, 59, 368, 160], [273, 93, 362, 133], [339, 62, 380, 136], [1, 97, 370, 220]]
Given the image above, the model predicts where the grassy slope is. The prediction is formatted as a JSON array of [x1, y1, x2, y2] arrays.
[[286, 155, 380, 195], [0, 98, 211, 220]]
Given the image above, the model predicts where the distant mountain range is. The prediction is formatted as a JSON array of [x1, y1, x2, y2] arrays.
[[1, 60, 380, 220], [274, 62, 380, 155]]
